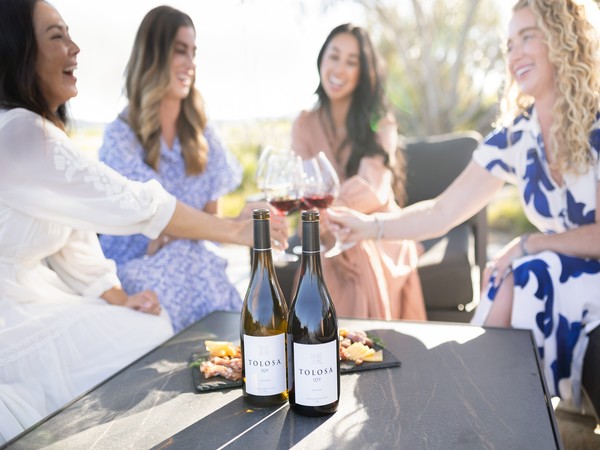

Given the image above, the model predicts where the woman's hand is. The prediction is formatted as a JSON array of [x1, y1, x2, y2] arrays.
[[123, 290, 162, 315], [236, 212, 289, 250], [482, 235, 527, 290], [147, 233, 176, 256], [102, 286, 162, 315], [318, 209, 339, 249], [327, 206, 378, 243], [237, 200, 289, 250], [237, 200, 269, 220]]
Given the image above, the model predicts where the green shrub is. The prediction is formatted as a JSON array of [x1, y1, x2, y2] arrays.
[[219, 119, 292, 218]]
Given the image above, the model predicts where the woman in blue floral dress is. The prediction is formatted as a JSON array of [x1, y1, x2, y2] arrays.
[[329, 0, 600, 407], [99, 6, 244, 332]]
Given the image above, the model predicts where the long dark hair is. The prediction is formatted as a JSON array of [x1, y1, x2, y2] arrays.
[[0, 0, 68, 128], [125, 5, 208, 175], [315, 24, 390, 176]]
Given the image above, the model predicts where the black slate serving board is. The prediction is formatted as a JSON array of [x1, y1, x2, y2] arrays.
[[191, 331, 401, 393]]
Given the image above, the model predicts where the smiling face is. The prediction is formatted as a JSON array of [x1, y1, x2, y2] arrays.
[[506, 7, 555, 102], [319, 32, 361, 103], [33, 1, 80, 112], [165, 26, 196, 101]]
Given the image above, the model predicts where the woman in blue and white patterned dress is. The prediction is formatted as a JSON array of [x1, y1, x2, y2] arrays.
[[329, 0, 600, 407], [99, 6, 245, 332]]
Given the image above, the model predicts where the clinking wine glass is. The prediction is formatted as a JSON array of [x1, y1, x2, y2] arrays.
[[262, 149, 302, 263], [255, 146, 274, 193], [300, 152, 355, 258], [300, 152, 337, 211]]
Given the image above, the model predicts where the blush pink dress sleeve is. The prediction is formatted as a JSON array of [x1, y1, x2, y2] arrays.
[[291, 110, 426, 320]]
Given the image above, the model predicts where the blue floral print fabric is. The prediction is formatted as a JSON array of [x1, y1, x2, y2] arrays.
[[471, 106, 600, 406], [98, 112, 243, 332]]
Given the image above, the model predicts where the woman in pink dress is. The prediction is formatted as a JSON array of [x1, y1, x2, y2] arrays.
[[292, 24, 426, 320]]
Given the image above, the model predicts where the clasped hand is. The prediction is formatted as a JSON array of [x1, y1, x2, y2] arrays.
[[123, 290, 162, 315], [482, 235, 528, 290]]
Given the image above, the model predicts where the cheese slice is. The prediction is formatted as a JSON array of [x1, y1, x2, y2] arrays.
[[362, 349, 383, 362], [345, 342, 375, 361], [205, 340, 238, 357]]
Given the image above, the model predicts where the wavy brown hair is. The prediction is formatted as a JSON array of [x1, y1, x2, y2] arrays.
[[501, 0, 600, 174], [0, 0, 69, 129], [125, 5, 207, 175]]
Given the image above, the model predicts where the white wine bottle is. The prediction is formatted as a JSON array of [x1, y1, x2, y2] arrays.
[[240, 209, 288, 406], [287, 210, 339, 416]]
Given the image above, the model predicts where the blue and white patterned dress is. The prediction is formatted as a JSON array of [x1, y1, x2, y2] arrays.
[[471, 106, 600, 405], [99, 113, 243, 332]]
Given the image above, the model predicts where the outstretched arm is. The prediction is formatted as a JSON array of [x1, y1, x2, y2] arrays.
[[149, 198, 288, 253], [163, 201, 250, 246], [329, 161, 504, 242]]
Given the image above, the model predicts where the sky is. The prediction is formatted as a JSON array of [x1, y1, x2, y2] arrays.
[[50, 0, 366, 123]]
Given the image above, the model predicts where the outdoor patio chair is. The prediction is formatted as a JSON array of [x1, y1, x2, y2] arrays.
[[402, 131, 487, 322]]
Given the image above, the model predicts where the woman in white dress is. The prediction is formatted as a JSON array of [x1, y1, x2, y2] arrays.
[[0, 0, 285, 443], [329, 0, 600, 408]]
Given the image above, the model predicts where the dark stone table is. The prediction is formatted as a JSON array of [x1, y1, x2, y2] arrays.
[[4, 311, 562, 449]]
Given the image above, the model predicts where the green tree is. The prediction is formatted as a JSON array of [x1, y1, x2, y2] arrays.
[[326, 0, 508, 137]]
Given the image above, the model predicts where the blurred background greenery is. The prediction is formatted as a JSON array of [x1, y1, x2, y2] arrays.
[[73, 0, 595, 241]]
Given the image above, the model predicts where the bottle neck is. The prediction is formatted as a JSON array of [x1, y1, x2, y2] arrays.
[[252, 219, 274, 271], [302, 220, 320, 253], [254, 219, 271, 250], [300, 219, 323, 277]]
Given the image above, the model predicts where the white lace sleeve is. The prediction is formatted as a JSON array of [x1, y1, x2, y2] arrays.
[[0, 109, 176, 239]]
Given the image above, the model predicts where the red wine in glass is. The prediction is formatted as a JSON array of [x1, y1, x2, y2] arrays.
[[299, 198, 312, 211], [302, 193, 334, 209], [261, 149, 303, 263], [269, 196, 300, 214]]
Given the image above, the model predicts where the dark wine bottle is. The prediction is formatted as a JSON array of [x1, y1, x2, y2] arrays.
[[287, 210, 340, 416], [240, 209, 288, 406]]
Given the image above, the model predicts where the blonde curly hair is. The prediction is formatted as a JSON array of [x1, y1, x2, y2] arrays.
[[501, 0, 600, 174]]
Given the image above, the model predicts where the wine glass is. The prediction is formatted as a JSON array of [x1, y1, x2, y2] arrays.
[[255, 146, 274, 193], [300, 152, 338, 209], [300, 152, 355, 258], [262, 149, 302, 263]]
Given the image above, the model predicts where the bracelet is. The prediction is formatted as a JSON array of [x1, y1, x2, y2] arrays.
[[520, 233, 530, 256], [374, 215, 384, 240]]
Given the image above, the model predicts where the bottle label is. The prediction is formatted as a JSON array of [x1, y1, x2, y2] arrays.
[[293, 340, 338, 406], [243, 334, 286, 396]]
